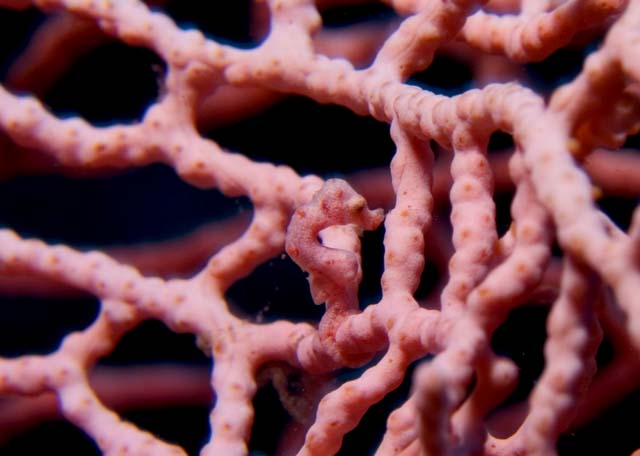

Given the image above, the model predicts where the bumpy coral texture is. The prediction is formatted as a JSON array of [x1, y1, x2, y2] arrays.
[[1, 0, 640, 455]]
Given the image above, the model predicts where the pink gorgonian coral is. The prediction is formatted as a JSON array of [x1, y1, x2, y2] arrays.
[[1, 0, 640, 455]]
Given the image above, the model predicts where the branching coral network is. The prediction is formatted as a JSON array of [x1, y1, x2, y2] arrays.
[[1, 0, 640, 454]]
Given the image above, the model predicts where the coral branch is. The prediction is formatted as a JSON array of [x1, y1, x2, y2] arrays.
[[0, 0, 639, 454]]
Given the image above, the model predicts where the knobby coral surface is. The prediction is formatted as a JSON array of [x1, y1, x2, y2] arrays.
[[0, 0, 640, 455]]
